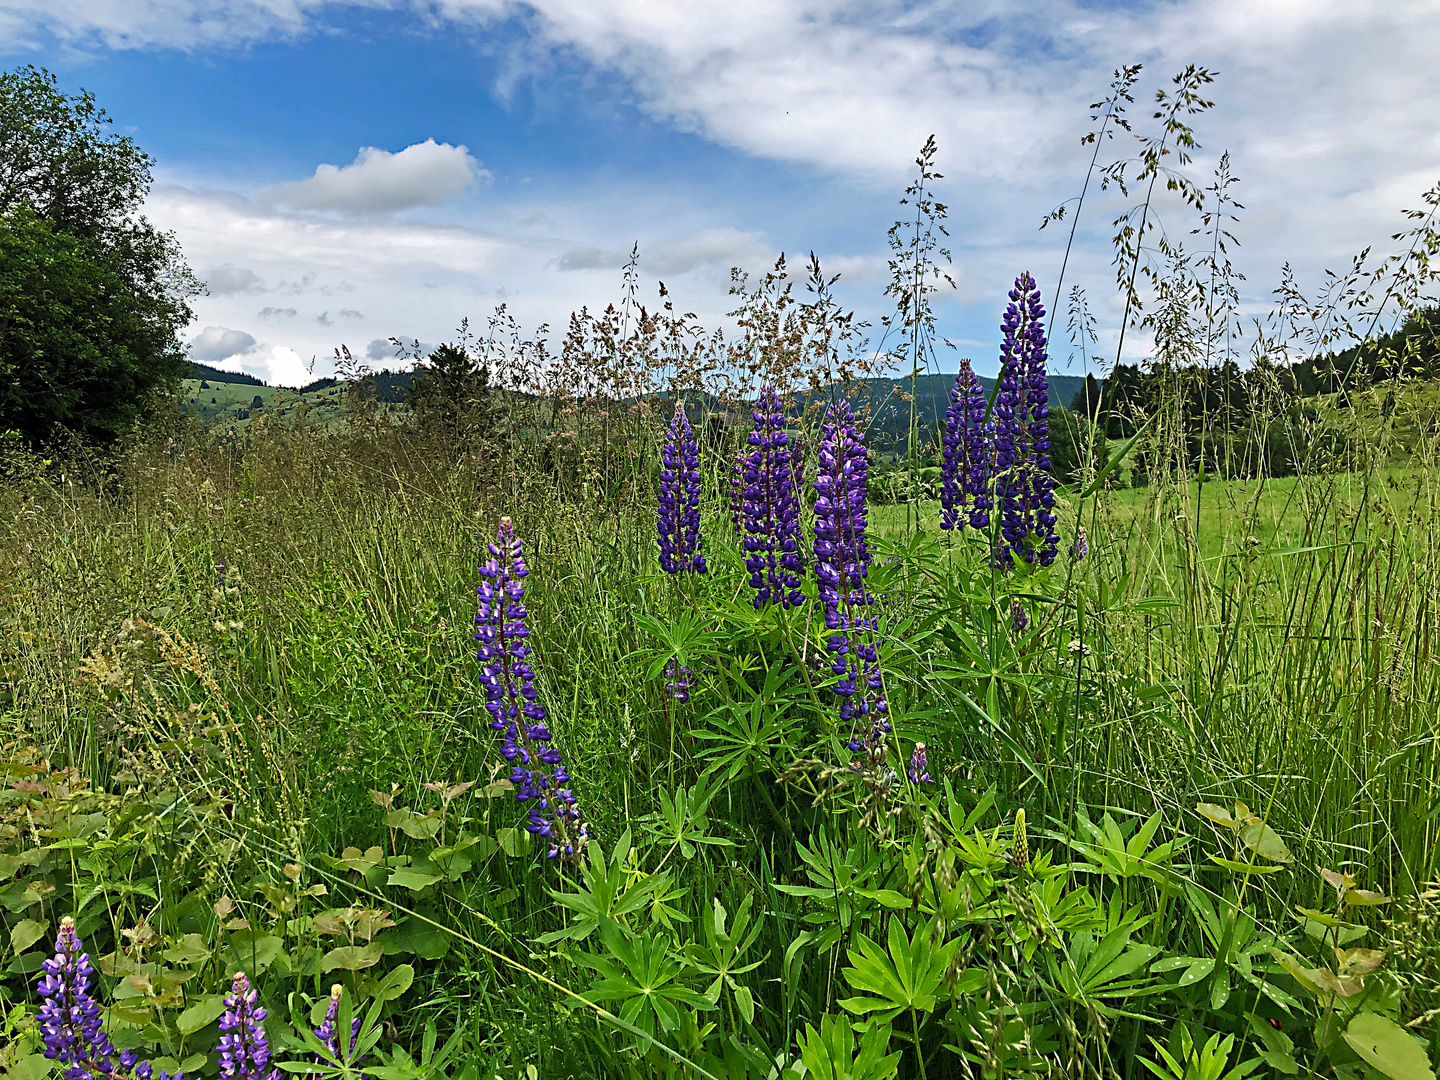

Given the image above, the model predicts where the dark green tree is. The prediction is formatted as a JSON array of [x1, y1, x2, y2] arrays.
[[406, 342, 504, 444], [0, 66, 197, 444]]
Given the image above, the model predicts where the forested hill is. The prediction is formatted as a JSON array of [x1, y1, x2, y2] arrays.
[[847, 372, 1086, 451]]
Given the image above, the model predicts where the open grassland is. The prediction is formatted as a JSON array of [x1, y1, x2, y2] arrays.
[[2, 413, 1438, 1079]]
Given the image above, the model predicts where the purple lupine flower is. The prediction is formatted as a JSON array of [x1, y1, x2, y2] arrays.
[[940, 359, 992, 531], [741, 387, 804, 609], [36, 917, 171, 1080], [992, 273, 1059, 568], [1010, 598, 1029, 635], [657, 401, 706, 575], [664, 658, 695, 703], [313, 984, 363, 1070], [218, 972, 278, 1080], [907, 743, 932, 785], [1069, 527, 1088, 561], [812, 398, 889, 754], [476, 517, 589, 861]]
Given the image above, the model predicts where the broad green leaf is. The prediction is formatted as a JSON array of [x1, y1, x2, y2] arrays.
[[1238, 821, 1292, 864], [163, 933, 211, 965], [1345, 888, 1392, 907], [321, 942, 384, 972], [1342, 1012, 1434, 1080], [376, 963, 414, 1001], [1197, 802, 1239, 828], [177, 995, 227, 1035], [223, 933, 285, 976], [10, 918, 47, 955], [385, 868, 442, 891]]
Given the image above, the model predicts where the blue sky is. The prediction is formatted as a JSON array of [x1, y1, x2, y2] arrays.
[[4, 0, 1438, 384]]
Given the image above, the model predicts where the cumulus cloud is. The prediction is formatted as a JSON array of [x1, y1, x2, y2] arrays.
[[188, 325, 257, 362], [260, 140, 489, 215], [205, 264, 266, 295], [62, 0, 1438, 378]]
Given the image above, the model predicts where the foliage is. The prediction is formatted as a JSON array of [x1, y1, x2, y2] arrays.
[[0, 66, 197, 445], [3, 70, 1440, 1080]]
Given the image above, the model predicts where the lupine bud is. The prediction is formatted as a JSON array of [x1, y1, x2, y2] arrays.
[[741, 387, 804, 609], [313, 983, 362, 1069], [993, 273, 1059, 568], [812, 398, 889, 753], [218, 971, 279, 1080], [1011, 808, 1030, 868], [476, 518, 589, 861], [657, 401, 706, 575], [1069, 526, 1088, 561], [940, 360, 991, 531], [1010, 598, 1028, 634]]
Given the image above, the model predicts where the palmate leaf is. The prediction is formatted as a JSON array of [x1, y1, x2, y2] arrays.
[[577, 928, 714, 1044], [838, 917, 962, 1023], [538, 829, 666, 944], [796, 1014, 901, 1080]]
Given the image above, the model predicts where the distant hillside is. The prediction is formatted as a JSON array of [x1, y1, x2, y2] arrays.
[[187, 361, 267, 387], [849, 372, 1086, 451]]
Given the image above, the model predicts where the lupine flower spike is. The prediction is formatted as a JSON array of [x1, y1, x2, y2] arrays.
[[1010, 598, 1029, 635], [476, 517, 589, 860], [314, 984, 362, 1069], [940, 359, 991, 531], [741, 387, 804, 609], [218, 972, 279, 1080], [665, 658, 695, 703], [993, 272, 1059, 568], [907, 743, 932, 785], [1069, 526, 1088, 561], [812, 398, 889, 756], [658, 401, 706, 575], [37, 917, 174, 1080]]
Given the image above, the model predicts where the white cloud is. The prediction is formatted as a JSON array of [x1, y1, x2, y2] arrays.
[[259, 140, 489, 215], [188, 325, 257, 362], [23, 0, 1440, 376], [205, 264, 265, 295]]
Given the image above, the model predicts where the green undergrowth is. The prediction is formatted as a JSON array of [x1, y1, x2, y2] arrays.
[[0, 422, 1438, 1079]]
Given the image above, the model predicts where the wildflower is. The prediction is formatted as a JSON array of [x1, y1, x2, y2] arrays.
[[36, 917, 169, 1080], [664, 657, 695, 703], [1069, 526, 1088, 560], [657, 401, 706, 575], [992, 273, 1059, 568], [812, 398, 888, 752], [476, 517, 588, 860], [1010, 598, 1028, 634], [1067, 638, 1091, 657], [1010, 808, 1030, 868], [218, 972, 278, 1080], [940, 359, 991, 531], [741, 387, 804, 609], [907, 743, 932, 784], [313, 984, 362, 1069]]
